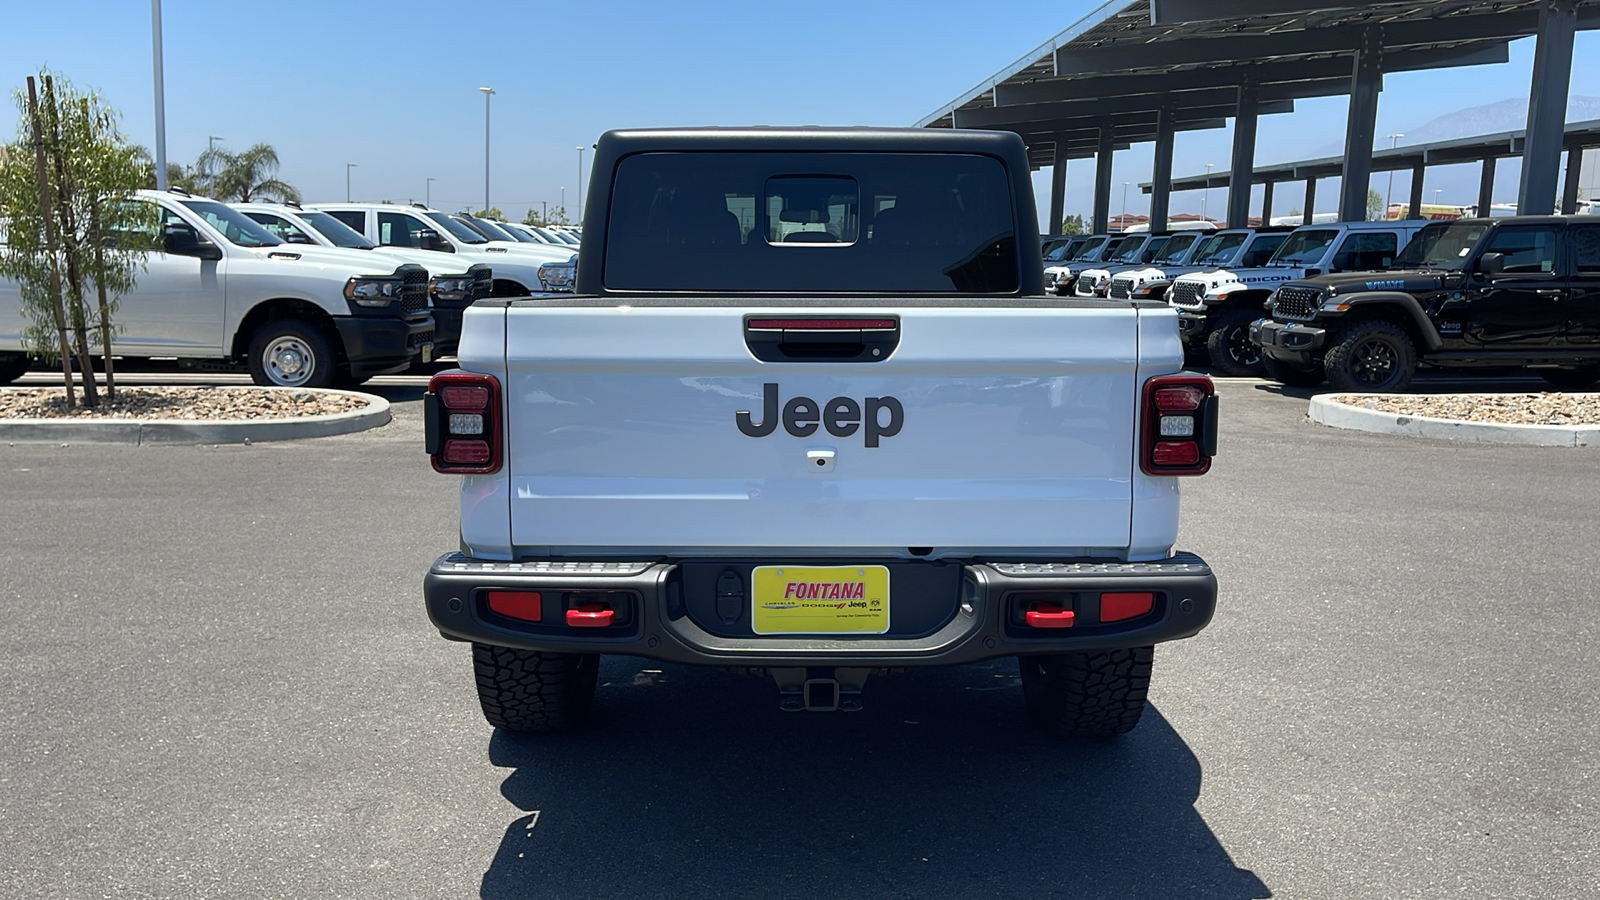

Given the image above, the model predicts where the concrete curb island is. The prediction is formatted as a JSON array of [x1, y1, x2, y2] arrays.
[[0, 388, 391, 445], [1308, 393, 1600, 448]]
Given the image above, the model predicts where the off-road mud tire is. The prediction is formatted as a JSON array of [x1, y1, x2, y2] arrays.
[[472, 643, 600, 733], [1324, 319, 1416, 393], [1020, 646, 1154, 737], [1205, 310, 1265, 377]]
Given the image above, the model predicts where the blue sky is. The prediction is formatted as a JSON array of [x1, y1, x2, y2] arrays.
[[4, 0, 1598, 226]]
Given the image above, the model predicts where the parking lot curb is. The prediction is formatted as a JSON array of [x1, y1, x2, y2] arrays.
[[1308, 393, 1600, 447], [0, 388, 391, 445]]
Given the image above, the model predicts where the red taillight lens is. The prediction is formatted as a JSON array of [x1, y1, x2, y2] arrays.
[[487, 591, 542, 622], [1153, 386, 1204, 411], [429, 372, 502, 474], [442, 439, 492, 465], [1141, 374, 1215, 477], [439, 384, 488, 409]]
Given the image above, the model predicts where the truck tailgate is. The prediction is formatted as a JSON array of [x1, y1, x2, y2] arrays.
[[502, 303, 1142, 554]]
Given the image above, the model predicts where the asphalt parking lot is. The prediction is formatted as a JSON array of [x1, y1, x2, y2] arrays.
[[2, 372, 1597, 899]]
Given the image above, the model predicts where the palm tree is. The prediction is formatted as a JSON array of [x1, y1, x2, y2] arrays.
[[198, 142, 300, 203]]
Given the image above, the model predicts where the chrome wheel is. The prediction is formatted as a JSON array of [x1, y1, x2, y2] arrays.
[[262, 335, 316, 387]]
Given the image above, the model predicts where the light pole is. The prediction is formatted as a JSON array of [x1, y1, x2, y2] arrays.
[[346, 163, 357, 202], [426, 177, 434, 208], [1433, 188, 1442, 207], [1383, 133, 1404, 219], [541, 200, 548, 223], [576, 146, 586, 218], [1121, 181, 1130, 230], [1202, 163, 1214, 221], [560, 186, 566, 215], [208, 135, 224, 153], [479, 86, 494, 214], [151, 0, 167, 190]]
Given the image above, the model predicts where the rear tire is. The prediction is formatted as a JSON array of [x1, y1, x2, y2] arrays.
[[472, 644, 599, 733], [1324, 319, 1416, 393], [246, 319, 337, 388], [1261, 354, 1326, 387], [0, 352, 31, 385], [1205, 310, 1265, 377], [1537, 366, 1600, 391], [1020, 646, 1153, 737]]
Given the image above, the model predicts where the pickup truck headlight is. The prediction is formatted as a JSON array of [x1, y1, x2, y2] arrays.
[[537, 260, 576, 292], [429, 274, 475, 301], [344, 276, 404, 307]]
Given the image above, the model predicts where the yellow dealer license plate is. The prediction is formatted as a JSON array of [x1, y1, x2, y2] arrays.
[[751, 566, 890, 635]]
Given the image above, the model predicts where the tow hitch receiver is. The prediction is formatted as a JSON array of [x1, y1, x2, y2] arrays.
[[770, 667, 870, 712]]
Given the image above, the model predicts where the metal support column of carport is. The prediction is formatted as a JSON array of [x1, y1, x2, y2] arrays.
[[1522, 0, 1580, 215], [1227, 79, 1259, 228], [1339, 26, 1384, 223], [1093, 128, 1116, 234]]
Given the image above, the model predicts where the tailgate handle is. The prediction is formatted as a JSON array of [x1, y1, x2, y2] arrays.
[[744, 316, 899, 363]]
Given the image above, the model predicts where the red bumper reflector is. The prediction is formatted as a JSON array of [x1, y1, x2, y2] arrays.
[[566, 603, 614, 627], [1152, 441, 1201, 466], [1025, 603, 1076, 628], [487, 591, 542, 622], [442, 439, 492, 465], [1101, 592, 1154, 623]]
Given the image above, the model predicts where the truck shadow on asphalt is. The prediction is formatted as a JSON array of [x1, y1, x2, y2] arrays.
[[479, 658, 1270, 900]]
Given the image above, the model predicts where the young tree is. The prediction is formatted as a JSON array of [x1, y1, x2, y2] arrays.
[[1366, 188, 1384, 221], [199, 142, 300, 203], [1059, 214, 1085, 235], [475, 207, 505, 220], [0, 70, 152, 405]]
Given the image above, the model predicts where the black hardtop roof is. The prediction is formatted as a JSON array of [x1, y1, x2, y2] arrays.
[[595, 126, 1027, 156]]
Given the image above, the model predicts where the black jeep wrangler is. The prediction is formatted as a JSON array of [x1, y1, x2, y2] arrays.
[[1251, 217, 1600, 391]]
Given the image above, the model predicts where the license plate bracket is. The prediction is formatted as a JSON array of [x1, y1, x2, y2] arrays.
[[751, 565, 890, 635]]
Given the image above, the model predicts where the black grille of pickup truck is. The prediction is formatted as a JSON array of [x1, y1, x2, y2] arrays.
[[1170, 281, 1205, 309], [470, 267, 493, 303], [1273, 286, 1320, 320], [399, 269, 430, 317], [1109, 277, 1134, 300], [407, 329, 434, 349]]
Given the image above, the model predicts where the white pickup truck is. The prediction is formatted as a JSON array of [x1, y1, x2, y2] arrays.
[[235, 202, 490, 358], [420, 128, 1219, 736], [1, 189, 434, 387], [316, 203, 575, 297]]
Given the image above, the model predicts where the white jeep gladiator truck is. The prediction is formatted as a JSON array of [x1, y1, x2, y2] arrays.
[[420, 128, 1219, 736], [1, 189, 434, 387]]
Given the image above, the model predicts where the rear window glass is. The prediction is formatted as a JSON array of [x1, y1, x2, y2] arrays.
[[604, 152, 1019, 292]]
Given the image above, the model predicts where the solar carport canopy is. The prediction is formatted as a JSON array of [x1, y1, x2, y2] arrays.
[[919, 0, 1600, 228]]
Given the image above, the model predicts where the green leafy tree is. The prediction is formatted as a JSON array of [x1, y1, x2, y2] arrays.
[[197, 142, 300, 203], [522, 206, 570, 227], [0, 70, 152, 405], [1058, 213, 1085, 235], [475, 207, 505, 220], [1366, 187, 1384, 221]]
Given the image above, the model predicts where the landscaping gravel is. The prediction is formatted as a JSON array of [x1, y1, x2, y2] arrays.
[[0, 386, 368, 420], [1334, 392, 1600, 425]]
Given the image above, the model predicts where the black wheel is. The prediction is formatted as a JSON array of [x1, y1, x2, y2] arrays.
[[472, 643, 599, 733], [1324, 319, 1416, 393], [1537, 366, 1600, 391], [0, 352, 31, 385], [1020, 647, 1153, 737], [1204, 310, 1265, 377], [246, 319, 337, 388], [1261, 353, 1326, 387]]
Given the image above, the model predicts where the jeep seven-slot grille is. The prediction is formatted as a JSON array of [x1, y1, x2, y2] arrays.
[[1109, 277, 1134, 300], [1273, 286, 1320, 320], [1171, 281, 1205, 309], [399, 270, 430, 317], [1074, 276, 1099, 297]]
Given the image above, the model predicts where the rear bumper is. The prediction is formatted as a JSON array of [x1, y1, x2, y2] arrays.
[[423, 552, 1217, 666], [1250, 318, 1327, 365]]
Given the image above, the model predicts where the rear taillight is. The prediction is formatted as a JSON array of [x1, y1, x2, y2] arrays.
[[1141, 374, 1217, 476], [426, 371, 502, 474]]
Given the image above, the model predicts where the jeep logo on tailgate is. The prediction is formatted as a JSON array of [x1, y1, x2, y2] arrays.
[[737, 383, 903, 447]]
